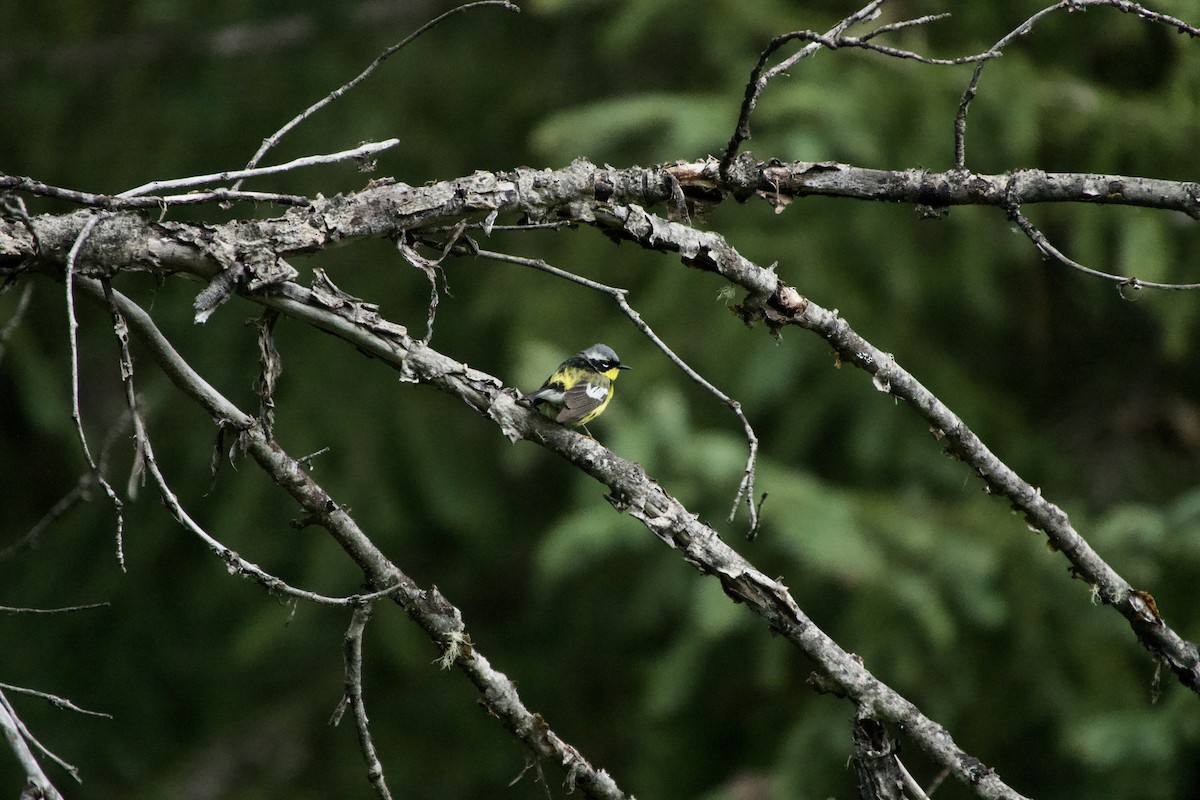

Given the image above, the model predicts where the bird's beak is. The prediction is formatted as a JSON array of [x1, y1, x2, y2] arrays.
[[618, 364, 632, 370]]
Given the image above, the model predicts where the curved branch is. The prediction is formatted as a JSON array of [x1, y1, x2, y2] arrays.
[[1008, 205, 1200, 290]]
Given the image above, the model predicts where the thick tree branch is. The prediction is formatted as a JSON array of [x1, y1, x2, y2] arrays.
[[8, 160, 1199, 283]]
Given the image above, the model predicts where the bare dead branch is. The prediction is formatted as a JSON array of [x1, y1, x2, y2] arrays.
[[0, 604, 108, 616], [39, 176, 1128, 797], [783, 292, 1200, 691], [67, 253, 1030, 798], [91, 264, 1025, 796], [11, 160, 1200, 687], [88, 280, 406, 609], [119, 139, 399, 199], [9, 160, 1200, 298], [1, 176, 310, 209], [721, 1, 881, 178], [860, 13, 950, 42], [235, 1, 520, 187]]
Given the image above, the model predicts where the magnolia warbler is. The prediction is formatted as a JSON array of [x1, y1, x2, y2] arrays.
[[525, 343, 631, 429]]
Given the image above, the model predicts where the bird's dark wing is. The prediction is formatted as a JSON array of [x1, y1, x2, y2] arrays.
[[556, 377, 611, 425]]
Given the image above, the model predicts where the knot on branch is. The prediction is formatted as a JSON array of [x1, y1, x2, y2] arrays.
[[721, 151, 763, 201]]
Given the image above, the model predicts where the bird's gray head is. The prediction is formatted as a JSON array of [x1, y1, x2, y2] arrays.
[[576, 343, 630, 373]]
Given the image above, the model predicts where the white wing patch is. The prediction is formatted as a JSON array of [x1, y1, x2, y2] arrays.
[[584, 383, 610, 402]]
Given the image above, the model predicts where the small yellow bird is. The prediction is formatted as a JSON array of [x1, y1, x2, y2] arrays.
[[525, 343, 631, 430]]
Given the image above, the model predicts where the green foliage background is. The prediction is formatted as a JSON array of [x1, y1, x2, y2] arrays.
[[2, 1, 1200, 798]]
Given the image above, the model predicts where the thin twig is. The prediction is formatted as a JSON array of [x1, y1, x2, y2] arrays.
[[1, 176, 310, 209], [64, 214, 126, 569], [722, 1, 884, 178], [119, 139, 398, 199], [0, 683, 112, 719], [331, 604, 394, 800], [0, 603, 109, 615], [860, 13, 950, 42], [896, 755, 932, 800], [954, 0, 1200, 169], [1008, 205, 1200, 291], [462, 244, 763, 537], [234, 1, 520, 188]]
